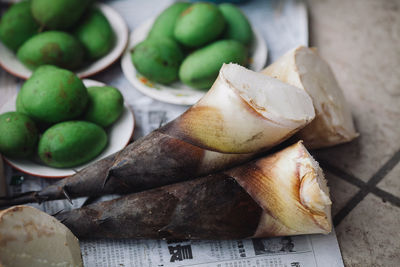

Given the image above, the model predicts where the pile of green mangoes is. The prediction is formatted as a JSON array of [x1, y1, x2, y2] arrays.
[[131, 2, 253, 90], [0, 0, 114, 70], [0, 65, 124, 168]]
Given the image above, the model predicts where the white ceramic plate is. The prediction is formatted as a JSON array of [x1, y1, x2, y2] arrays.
[[0, 3, 129, 80], [0, 79, 135, 178], [121, 17, 268, 105]]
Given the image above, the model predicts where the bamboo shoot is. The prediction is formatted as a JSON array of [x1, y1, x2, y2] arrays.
[[56, 142, 332, 239], [262, 46, 358, 149]]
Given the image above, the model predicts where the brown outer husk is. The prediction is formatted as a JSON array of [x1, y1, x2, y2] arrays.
[[56, 142, 332, 239], [0, 152, 132, 207]]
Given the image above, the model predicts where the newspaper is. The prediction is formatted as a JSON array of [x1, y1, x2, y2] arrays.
[[0, 0, 344, 266]]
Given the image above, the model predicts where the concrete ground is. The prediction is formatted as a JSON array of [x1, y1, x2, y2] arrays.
[[308, 0, 400, 266]]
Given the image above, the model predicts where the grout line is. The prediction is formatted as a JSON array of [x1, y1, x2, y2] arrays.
[[333, 189, 368, 226], [366, 149, 400, 187], [321, 158, 400, 208], [333, 186, 400, 226], [319, 147, 400, 226], [319, 160, 365, 188], [370, 187, 400, 208]]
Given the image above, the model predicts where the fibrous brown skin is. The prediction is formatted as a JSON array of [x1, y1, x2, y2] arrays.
[[0, 64, 315, 207], [57, 174, 262, 239], [261, 46, 358, 149], [0, 153, 132, 207], [56, 142, 332, 240]]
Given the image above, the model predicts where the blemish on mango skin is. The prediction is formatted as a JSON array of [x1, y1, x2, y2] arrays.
[[67, 73, 76, 85], [58, 88, 67, 99], [44, 151, 52, 161], [25, 121, 37, 134], [181, 6, 193, 16], [40, 42, 63, 62]]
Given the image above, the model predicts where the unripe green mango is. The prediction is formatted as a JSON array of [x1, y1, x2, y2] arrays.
[[0, 112, 38, 159], [0, 1, 40, 52], [219, 3, 253, 45], [38, 121, 107, 168], [131, 38, 184, 84], [18, 65, 88, 123], [148, 2, 191, 40], [84, 86, 124, 127], [73, 8, 114, 60], [17, 31, 84, 70], [174, 2, 225, 47], [31, 0, 92, 30], [179, 40, 247, 89]]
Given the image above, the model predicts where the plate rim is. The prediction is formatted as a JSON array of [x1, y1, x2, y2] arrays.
[[0, 3, 129, 80]]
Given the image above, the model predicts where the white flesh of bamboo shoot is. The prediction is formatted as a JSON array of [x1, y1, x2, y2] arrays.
[[0, 206, 83, 267], [262, 46, 358, 149], [166, 63, 316, 155], [228, 141, 332, 237]]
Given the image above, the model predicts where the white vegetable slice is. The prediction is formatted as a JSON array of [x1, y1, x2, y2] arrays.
[[262, 46, 358, 149], [0, 205, 83, 267]]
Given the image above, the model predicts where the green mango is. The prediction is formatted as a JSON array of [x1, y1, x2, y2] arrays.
[[219, 3, 253, 45], [73, 8, 114, 60], [131, 38, 184, 84], [179, 40, 247, 89], [148, 2, 191, 40], [38, 121, 107, 168], [31, 0, 92, 30], [84, 86, 124, 127], [174, 2, 225, 47], [0, 112, 38, 159], [19, 65, 88, 123], [0, 1, 40, 52], [17, 31, 84, 70]]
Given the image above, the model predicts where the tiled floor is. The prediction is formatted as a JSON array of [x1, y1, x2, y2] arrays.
[[324, 172, 359, 217], [378, 163, 400, 197], [308, 0, 400, 266]]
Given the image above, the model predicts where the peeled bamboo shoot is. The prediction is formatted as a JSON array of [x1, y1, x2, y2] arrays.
[[262, 46, 358, 149], [0, 205, 83, 267]]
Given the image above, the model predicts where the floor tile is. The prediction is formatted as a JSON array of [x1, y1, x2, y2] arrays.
[[308, 0, 400, 181], [377, 162, 400, 198], [325, 171, 360, 216], [335, 194, 400, 267]]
